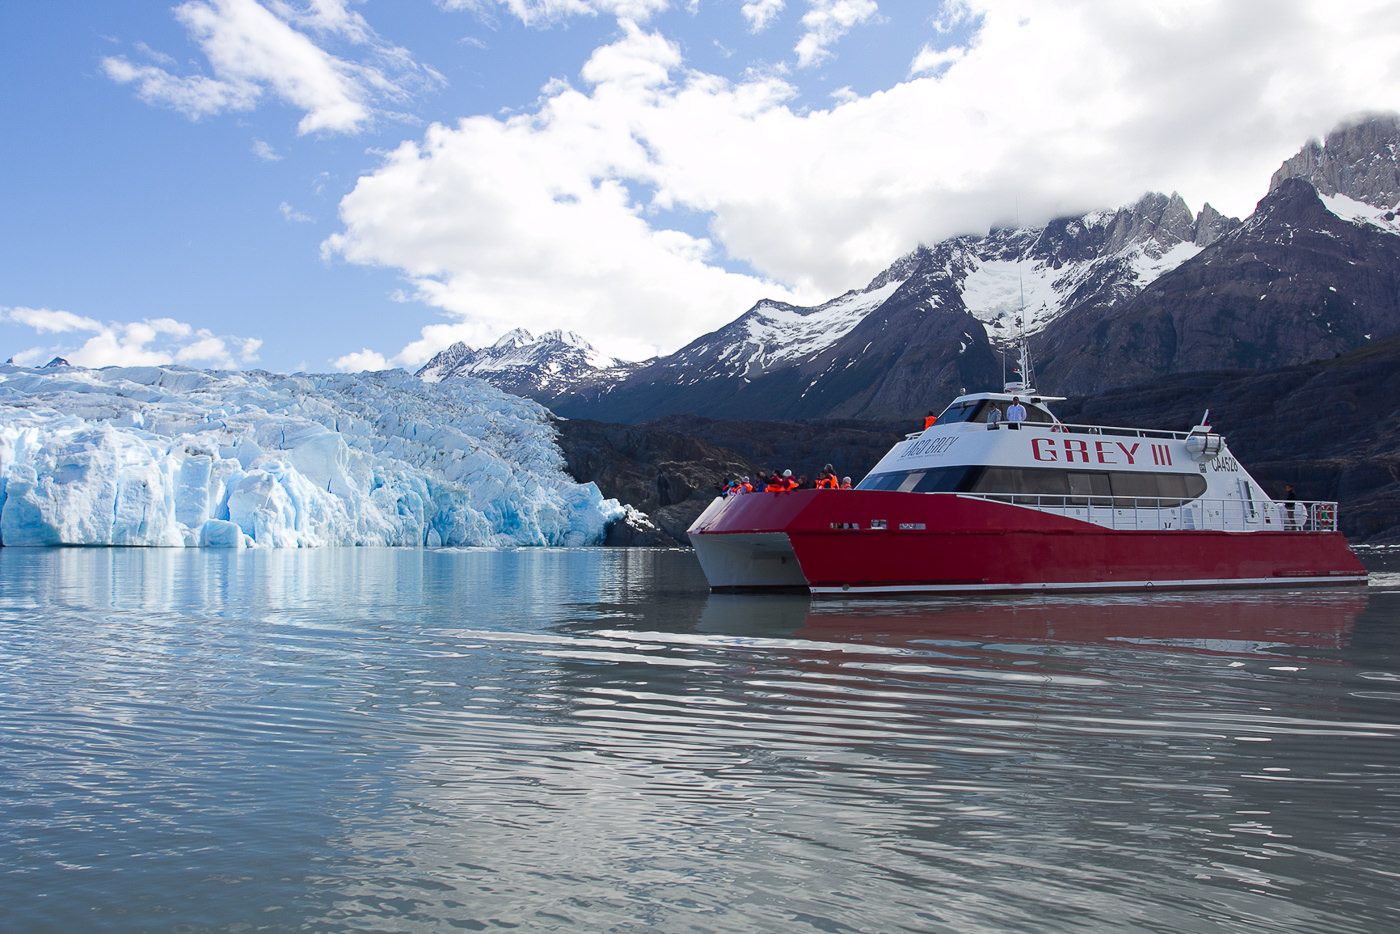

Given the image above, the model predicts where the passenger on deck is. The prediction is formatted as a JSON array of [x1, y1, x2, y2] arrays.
[[924, 411, 937, 430], [986, 404, 1002, 426], [840, 476, 852, 489], [764, 472, 786, 493], [816, 464, 840, 489], [1006, 397, 1027, 425]]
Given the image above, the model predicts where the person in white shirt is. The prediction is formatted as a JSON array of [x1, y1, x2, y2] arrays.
[[1006, 397, 1027, 423]]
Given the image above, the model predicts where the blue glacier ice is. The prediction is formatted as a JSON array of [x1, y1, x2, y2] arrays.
[[0, 364, 628, 548]]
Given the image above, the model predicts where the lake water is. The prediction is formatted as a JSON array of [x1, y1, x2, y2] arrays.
[[3, 546, 1400, 933]]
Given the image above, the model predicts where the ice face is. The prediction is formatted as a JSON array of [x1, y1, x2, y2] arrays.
[[0, 365, 626, 548]]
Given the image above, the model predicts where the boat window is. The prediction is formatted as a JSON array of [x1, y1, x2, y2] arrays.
[[856, 466, 982, 493], [1109, 471, 1158, 499], [896, 472, 924, 493], [857, 466, 1203, 503], [1067, 472, 1111, 497], [969, 467, 1205, 506], [934, 400, 983, 424], [1023, 405, 1054, 424]]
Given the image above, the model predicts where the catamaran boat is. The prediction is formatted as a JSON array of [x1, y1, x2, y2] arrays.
[[687, 355, 1368, 596]]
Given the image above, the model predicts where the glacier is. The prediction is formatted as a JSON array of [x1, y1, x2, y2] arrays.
[[0, 364, 627, 548]]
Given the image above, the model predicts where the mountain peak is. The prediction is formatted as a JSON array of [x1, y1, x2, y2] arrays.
[[1269, 113, 1400, 209]]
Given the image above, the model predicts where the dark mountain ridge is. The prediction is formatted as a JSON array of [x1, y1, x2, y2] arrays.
[[424, 113, 1400, 428], [559, 334, 1400, 546]]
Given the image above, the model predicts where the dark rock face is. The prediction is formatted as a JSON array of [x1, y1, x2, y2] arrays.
[[1035, 178, 1400, 395], [1051, 335, 1400, 544], [1270, 113, 1400, 209], [548, 248, 1003, 424], [562, 338, 1400, 546], [554, 415, 908, 544]]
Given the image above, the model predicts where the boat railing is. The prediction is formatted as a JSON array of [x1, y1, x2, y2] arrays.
[[988, 421, 1189, 440], [909, 421, 1194, 440], [962, 493, 1341, 533]]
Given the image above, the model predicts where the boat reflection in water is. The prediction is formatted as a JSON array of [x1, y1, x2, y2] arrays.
[[698, 587, 1368, 658]]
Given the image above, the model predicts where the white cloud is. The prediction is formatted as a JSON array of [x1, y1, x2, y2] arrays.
[[280, 201, 315, 222], [104, 0, 444, 135], [1, 307, 262, 369], [794, 0, 879, 68], [436, 0, 668, 26], [325, 0, 1400, 367], [252, 138, 282, 160], [742, 0, 785, 33], [332, 348, 392, 371]]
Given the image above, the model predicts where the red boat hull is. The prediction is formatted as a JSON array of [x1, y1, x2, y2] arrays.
[[688, 490, 1368, 595]]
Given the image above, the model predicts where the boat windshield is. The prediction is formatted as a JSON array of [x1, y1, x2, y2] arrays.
[[937, 399, 1054, 424], [856, 465, 982, 493], [936, 400, 986, 424]]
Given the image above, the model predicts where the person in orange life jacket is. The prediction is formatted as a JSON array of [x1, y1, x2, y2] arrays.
[[782, 469, 798, 491], [924, 411, 937, 430], [816, 464, 839, 489], [763, 472, 786, 493], [840, 476, 852, 489]]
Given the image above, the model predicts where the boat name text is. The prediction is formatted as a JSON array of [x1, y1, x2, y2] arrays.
[[902, 436, 959, 458], [1031, 438, 1175, 467]]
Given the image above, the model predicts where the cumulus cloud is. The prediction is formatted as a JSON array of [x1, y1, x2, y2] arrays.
[[794, 0, 879, 68], [742, 0, 785, 33], [325, 0, 1400, 367], [103, 0, 444, 134], [331, 348, 392, 372], [436, 0, 669, 26], [1, 307, 263, 369]]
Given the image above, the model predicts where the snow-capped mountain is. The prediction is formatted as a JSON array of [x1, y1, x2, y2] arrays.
[[0, 364, 628, 548], [417, 328, 632, 397], [424, 114, 1400, 422], [542, 190, 1240, 421]]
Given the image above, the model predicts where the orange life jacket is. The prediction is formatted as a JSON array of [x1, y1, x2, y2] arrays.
[[924, 415, 937, 429]]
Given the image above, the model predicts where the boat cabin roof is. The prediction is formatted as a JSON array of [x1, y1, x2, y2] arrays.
[[936, 392, 1066, 426]]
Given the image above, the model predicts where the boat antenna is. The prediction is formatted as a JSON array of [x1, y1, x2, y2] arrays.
[[1004, 247, 1036, 395]]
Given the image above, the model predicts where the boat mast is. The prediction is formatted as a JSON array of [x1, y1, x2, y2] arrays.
[[1004, 257, 1036, 394]]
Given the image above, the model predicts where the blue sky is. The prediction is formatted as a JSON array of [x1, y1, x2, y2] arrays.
[[3, 1, 1398, 373]]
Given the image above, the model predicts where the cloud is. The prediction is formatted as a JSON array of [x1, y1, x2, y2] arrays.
[[331, 348, 391, 372], [436, 0, 669, 26], [325, 0, 1400, 367], [252, 138, 282, 160], [279, 201, 315, 222], [742, 0, 785, 33], [794, 0, 879, 68], [1, 307, 262, 369], [103, 0, 444, 135]]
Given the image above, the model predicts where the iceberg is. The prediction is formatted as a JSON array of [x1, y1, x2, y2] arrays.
[[0, 364, 627, 548]]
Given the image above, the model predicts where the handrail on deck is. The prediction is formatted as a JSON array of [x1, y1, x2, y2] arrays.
[[958, 493, 1340, 533]]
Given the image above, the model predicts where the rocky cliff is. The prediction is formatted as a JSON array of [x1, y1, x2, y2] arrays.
[[565, 336, 1400, 546]]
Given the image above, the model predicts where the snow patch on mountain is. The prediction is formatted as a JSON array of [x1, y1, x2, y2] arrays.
[[1320, 192, 1400, 235], [0, 364, 626, 548], [962, 236, 1202, 338], [739, 280, 905, 369]]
